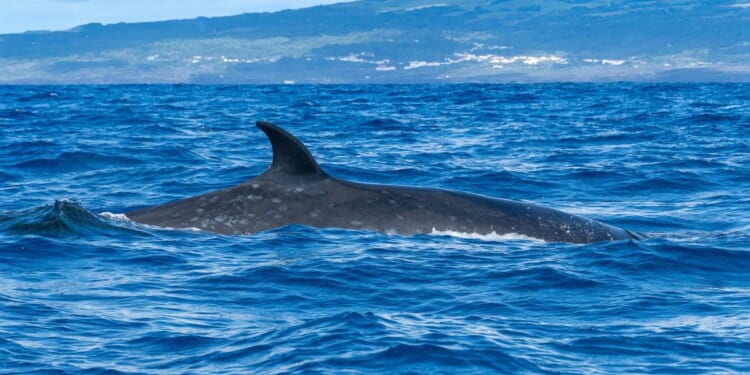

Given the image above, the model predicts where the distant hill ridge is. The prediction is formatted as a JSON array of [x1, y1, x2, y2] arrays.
[[1, 0, 749, 83]]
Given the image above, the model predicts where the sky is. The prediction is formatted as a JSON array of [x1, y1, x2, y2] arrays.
[[0, 0, 354, 34]]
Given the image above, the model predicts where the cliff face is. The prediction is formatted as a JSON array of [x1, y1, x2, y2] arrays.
[[2, 0, 749, 83]]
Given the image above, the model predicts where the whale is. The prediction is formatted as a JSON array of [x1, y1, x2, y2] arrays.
[[126, 121, 637, 243]]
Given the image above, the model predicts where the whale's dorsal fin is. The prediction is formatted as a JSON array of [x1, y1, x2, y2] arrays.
[[256, 121, 326, 177]]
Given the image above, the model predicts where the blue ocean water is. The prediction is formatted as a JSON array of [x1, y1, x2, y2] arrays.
[[1, 84, 749, 374]]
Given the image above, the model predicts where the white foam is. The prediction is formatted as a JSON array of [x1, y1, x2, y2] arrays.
[[429, 228, 544, 243], [99, 212, 131, 221], [98, 212, 204, 233]]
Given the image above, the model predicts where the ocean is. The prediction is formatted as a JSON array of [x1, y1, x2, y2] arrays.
[[1, 84, 748, 374]]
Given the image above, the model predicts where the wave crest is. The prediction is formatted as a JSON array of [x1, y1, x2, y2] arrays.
[[0, 200, 145, 237]]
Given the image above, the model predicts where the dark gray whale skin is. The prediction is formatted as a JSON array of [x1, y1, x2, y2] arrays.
[[126, 121, 637, 243]]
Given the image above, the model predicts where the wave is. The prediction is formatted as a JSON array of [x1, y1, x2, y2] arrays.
[[11, 151, 144, 172], [164, 311, 540, 373], [0, 200, 147, 237], [686, 113, 742, 123], [0, 108, 36, 119], [358, 117, 407, 131], [16, 91, 60, 102]]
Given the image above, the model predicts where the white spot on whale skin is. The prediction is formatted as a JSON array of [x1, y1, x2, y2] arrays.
[[350, 220, 363, 226], [195, 208, 205, 215], [247, 194, 262, 200], [251, 184, 260, 189], [271, 198, 282, 204]]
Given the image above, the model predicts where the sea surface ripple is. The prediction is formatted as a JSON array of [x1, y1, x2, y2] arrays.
[[1, 84, 749, 374]]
